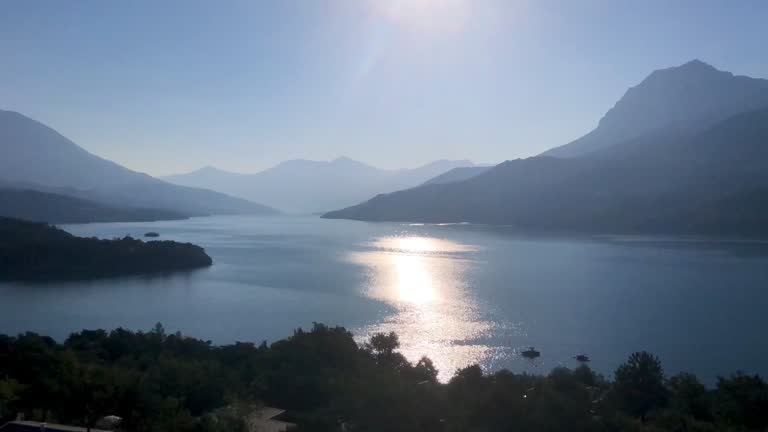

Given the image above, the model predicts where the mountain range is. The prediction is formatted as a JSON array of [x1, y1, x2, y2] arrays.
[[324, 60, 768, 236], [6, 59, 768, 235], [0, 109, 277, 222], [163, 158, 482, 213]]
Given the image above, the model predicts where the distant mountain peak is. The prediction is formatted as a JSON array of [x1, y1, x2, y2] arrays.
[[331, 156, 358, 164], [681, 59, 716, 70], [541, 60, 768, 158], [163, 156, 479, 213], [197, 165, 224, 173], [170, 165, 235, 177], [0, 110, 277, 215], [645, 59, 725, 82], [323, 106, 768, 235]]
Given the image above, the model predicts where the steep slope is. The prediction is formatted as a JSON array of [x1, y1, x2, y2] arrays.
[[324, 108, 768, 236], [423, 166, 491, 185], [0, 188, 186, 224], [0, 110, 277, 216], [164, 158, 477, 213], [542, 60, 768, 158], [0, 110, 152, 188]]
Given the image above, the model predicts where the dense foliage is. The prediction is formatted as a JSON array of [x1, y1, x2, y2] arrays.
[[1, 324, 767, 432], [0, 217, 212, 280]]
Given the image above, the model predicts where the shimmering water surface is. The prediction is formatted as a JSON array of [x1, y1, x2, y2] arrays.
[[2, 215, 768, 383]]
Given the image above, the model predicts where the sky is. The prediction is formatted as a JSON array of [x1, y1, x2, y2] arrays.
[[1, 0, 767, 176]]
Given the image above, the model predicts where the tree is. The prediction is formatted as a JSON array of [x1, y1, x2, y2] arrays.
[[364, 332, 410, 373], [0, 379, 24, 420], [667, 372, 711, 421], [365, 332, 399, 357], [5, 324, 768, 432], [613, 351, 668, 421], [57, 356, 117, 432], [413, 357, 439, 384], [715, 372, 768, 429]]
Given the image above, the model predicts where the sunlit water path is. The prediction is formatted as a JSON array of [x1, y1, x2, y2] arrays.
[[348, 235, 504, 381], [2, 215, 768, 383]]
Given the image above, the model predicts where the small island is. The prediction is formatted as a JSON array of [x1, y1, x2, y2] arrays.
[[0, 217, 212, 281], [144, 231, 160, 238]]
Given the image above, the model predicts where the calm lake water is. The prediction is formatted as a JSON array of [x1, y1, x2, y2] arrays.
[[2, 215, 768, 383]]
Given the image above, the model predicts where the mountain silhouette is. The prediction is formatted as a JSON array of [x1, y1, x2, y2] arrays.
[[422, 166, 491, 185], [0, 187, 186, 224], [164, 158, 477, 213], [542, 60, 768, 157], [324, 61, 768, 236], [0, 110, 277, 218]]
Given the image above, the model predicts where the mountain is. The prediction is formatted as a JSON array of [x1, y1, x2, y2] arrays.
[[0, 188, 186, 224], [164, 158, 477, 213], [542, 60, 768, 158], [0, 110, 277, 217], [325, 108, 768, 234], [423, 166, 491, 185], [324, 62, 768, 236]]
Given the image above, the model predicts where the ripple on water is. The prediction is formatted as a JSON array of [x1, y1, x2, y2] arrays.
[[347, 235, 517, 381]]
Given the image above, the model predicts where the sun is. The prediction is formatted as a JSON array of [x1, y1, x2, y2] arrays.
[[375, 0, 469, 34]]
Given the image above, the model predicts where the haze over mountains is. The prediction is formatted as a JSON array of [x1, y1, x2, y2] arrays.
[[0, 107, 486, 222], [0, 188, 186, 224], [164, 158, 482, 213], [324, 60, 768, 236], [0, 109, 277, 222], [5, 59, 768, 236], [422, 166, 492, 186]]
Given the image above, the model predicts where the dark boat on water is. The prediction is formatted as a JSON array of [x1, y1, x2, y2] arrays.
[[144, 232, 160, 238], [575, 354, 590, 362], [521, 347, 540, 359]]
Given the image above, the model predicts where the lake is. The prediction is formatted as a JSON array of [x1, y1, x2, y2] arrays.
[[2, 215, 768, 383]]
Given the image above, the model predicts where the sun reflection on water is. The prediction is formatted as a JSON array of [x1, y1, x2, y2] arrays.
[[394, 254, 436, 305], [348, 235, 505, 382]]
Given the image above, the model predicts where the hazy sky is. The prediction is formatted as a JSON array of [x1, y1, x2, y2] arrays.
[[1, 0, 767, 176]]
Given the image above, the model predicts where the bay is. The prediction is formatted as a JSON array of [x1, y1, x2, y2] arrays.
[[2, 215, 767, 383]]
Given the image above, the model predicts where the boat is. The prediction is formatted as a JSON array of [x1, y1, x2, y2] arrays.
[[521, 347, 540, 359], [144, 232, 160, 238], [575, 354, 590, 362]]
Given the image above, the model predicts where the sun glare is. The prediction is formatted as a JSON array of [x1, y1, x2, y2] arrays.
[[375, 0, 469, 34], [395, 254, 436, 304], [353, 235, 477, 305], [396, 236, 436, 253], [373, 236, 478, 254], [349, 234, 495, 382]]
